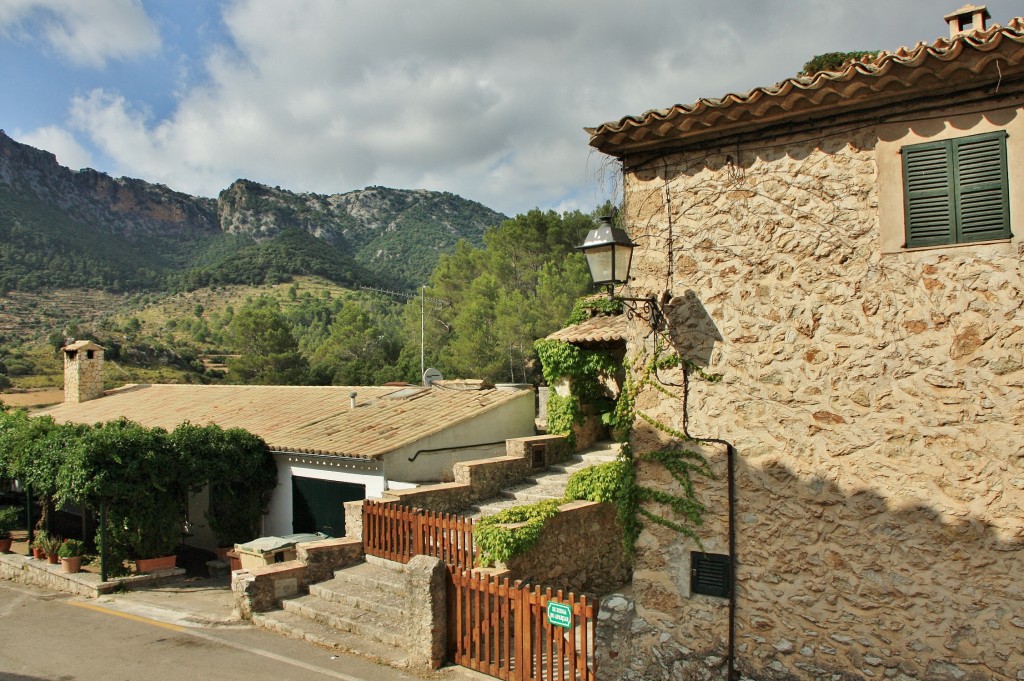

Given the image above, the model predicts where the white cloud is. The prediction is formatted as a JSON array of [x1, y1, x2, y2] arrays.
[[16, 125, 93, 169], [59, 0, 1017, 214], [0, 0, 160, 68]]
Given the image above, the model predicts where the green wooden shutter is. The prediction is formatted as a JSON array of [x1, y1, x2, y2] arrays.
[[953, 131, 1010, 243], [903, 141, 955, 247]]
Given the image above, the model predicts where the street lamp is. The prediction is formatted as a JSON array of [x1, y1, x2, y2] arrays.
[[577, 216, 665, 331]]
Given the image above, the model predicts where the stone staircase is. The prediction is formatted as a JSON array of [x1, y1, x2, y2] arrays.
[[464, 441, 620, 518], [251, 558, 416, 666], [251, 441, 621, 665]]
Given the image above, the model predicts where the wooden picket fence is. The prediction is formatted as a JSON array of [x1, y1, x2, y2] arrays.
[[449, 568, 597, 681], [362, 499, 598, 680], [362, 499, 476, 568]]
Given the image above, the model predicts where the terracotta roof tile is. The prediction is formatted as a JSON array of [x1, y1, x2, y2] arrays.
[[37, 384, 529, 459], [588, 18, 1024, 155], [546, 314, 626, 345]]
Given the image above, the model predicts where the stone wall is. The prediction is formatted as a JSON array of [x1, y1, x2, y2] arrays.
[[0, 552, 185, 598], [498, 500, 630, 595], [618, 108, 1024, 680], [232, 560, 308, 618], [296, 537, 363, 584], [365, 555, 447, 669], [343, 499, 363, 540], [504, 434, 573, 467], [232, 537, 363, 616]]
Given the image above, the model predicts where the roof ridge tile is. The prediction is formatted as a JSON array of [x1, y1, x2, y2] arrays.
[[588, 17, 1024, 154]]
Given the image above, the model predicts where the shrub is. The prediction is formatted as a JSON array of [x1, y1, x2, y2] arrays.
[[58, 538, 86, 558], [565, 459, 629, 504], [474, 499, 562, 567], [0, 505, 20, 538]]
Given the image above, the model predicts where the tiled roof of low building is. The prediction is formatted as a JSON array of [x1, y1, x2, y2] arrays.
[[587, 17, 1024, 155], [38, 383, 528, 459], [546, 314, 626, 345]]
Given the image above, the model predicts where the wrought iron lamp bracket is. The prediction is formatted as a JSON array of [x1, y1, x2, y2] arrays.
[[605, 285, 666, 333]]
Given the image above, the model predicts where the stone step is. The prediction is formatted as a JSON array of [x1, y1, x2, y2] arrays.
[[462, 440, 622, 520], [308, 582, 406, 620], [501, 489, 566, 504], [281, 594, 404, 648], [548, 452, 619, 475], [465, 498, 525, 519], [325, 561, 405, 594], [252, 609, 410, 667]]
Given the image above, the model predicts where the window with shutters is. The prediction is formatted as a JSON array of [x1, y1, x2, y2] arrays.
[[902, 131, 1011, 248]]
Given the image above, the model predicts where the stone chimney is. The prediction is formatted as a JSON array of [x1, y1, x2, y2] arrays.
[[62, 340, 105, 404], [945, 4, 990, 38]]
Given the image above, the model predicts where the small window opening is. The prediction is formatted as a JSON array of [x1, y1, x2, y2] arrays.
[[65, 350, 77, 360], [86, 350, 95, 359]]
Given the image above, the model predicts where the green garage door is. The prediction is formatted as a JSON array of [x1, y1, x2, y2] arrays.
[[291, 477, 365, 537]]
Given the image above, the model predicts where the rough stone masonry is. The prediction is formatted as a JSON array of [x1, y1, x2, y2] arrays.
[[615, 104, 1024, 680]]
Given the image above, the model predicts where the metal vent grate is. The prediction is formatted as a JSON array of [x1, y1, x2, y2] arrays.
[[691, 552, 730, 598], [530, 444, 547, 469]]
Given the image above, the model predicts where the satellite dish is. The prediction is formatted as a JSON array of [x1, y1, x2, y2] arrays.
[[423, 367, 443, 387]]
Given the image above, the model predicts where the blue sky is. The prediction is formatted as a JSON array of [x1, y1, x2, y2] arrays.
[[1, 1, 1020, 216]]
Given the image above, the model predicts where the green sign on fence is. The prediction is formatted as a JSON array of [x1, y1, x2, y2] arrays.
[[546, 601, 572, 629]]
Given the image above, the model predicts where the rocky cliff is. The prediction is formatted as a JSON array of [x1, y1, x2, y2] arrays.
[[0, 131, 506, 292]]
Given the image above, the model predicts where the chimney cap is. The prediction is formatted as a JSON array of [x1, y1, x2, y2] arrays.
[[944, 3, 990, 22], [944, 4, 990, 37], [62, 340, 104, 353]]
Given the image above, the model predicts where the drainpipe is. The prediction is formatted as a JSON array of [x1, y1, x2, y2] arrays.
[[660, 364, 738, 680]]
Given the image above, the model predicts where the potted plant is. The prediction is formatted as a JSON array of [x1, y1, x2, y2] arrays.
[[0, 506, 20, 553], [128, 498, 181, 573], [31, 530, 50, 560], [0, 506, 19, 553], [38, 532, 63, 564], [57, 539, 86, 574]]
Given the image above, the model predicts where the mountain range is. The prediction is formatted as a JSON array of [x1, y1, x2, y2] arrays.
[[0, 131, 507, 293]]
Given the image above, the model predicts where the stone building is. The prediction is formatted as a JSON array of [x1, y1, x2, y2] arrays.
[[586, 7, 1024, 681]]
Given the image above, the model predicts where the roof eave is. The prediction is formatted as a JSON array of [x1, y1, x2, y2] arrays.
[[588, 22, 1024, 158]]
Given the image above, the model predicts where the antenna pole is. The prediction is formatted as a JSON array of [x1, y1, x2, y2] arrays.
[[420, 286, 425, 377]]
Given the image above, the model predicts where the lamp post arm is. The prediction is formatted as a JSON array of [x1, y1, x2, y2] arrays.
[[605, 288, 667, 333]]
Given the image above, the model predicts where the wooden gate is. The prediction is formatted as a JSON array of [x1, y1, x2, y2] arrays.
[[449, 568, 597, 681], [362, 500, 598, 680]]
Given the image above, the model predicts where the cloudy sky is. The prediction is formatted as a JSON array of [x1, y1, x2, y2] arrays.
[[1, 1, 1019, 216]]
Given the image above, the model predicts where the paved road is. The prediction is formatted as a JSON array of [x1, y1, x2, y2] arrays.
[[0, 581, 475, 681]]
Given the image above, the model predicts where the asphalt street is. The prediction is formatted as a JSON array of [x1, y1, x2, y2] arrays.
[[0, 581, 479, 681]]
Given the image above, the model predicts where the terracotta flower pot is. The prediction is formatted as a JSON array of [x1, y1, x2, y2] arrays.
[[0, 537, 12, 553], [61, 556, 82, 574], [135, 555, 176, 573], [32, 547, 45, 560], [47, 553, 59, 565]]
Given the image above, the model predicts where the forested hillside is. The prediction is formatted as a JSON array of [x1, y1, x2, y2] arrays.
[[0, 131, 604, 393], [0, 131, 506, 293]]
